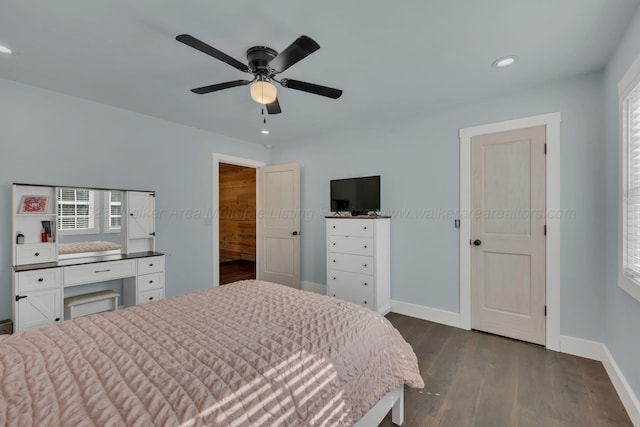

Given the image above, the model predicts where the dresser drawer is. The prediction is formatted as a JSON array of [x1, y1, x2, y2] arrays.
[[138, 288, 163, 304], [63, 259, 136, 286], [138, 273, 163, 293], [328, 236, 374, 256], [328, 219, 374, 237], [16, 268, 61, 292], [137, 256, 164, 275], [327, 253, 373, 275], [327, 270, 375, 308], [16, 243, 57, 265]]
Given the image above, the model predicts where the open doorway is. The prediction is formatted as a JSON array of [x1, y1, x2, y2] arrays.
[[219, 163, 256, 285]]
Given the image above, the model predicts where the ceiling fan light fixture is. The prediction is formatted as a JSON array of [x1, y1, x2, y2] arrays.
[[250, 80, 277, 104]]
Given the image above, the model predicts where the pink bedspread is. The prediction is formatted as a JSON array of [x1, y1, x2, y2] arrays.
[[0, 280, 423, 426]]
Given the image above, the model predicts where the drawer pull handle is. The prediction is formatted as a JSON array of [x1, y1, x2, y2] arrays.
[[55, 318, 60, 322], [332, 260, 336, 263], [364, 283, 368, 286], [149, 280, 154, 284], [15, 295, 27, 301], [333, 277, 336, 280], [364, 264, 367, 267], [332, 243, 336, 246], [364, 227, 367, 230], [94, 269, 111, 273], [34, 252, 40, 256], [332, 294, 336, 297], [149, 296, 154, 301], [130, 213, 134, 216], [38, 278, 44, 282], [364, 245, 367, 249], [332, 226, 336, 228], [149, 263, 154, 267], [364, 301, 367, 304]]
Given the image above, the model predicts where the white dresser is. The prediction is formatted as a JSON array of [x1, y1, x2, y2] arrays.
[[326, 217, 391, 313]]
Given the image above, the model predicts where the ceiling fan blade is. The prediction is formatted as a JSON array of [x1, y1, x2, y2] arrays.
[[176, 34, 249, 72], [269, 36, 320, 73], [266, 98, 282, 114], [190, 80, 252, 94], [280, 79, 343, 99]]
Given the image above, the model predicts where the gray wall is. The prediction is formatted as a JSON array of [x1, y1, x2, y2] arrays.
[[603, 5, 640, 402], [272, 71, 606, 342], [0, 78, 270, 320]]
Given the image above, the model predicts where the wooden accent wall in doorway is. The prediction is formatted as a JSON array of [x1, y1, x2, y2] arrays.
[[219, 163, 256, 262]]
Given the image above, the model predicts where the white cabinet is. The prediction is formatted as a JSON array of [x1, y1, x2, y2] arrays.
[[123, 191, 156, 253], [326, 217, 391, 313], [14, 269, 62, 331], [123, 256, 165, 307]]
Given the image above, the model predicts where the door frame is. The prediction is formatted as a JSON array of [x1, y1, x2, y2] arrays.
[[211, 153, 266, 287], [459, 112, 561, 351]]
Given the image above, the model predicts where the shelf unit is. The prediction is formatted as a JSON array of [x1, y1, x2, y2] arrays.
[[12, 185, 58, 266]]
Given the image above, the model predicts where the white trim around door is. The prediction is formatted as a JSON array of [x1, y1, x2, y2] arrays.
[[211, 153, 267, 287], [459, 112, 561, 351]]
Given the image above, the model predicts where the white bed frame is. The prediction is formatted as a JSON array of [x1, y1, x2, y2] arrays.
[[354, 385, 404, 426]]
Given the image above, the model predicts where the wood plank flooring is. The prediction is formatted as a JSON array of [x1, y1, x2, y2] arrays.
[[219, 260, 256, 285], [379, 313, 632, 427]]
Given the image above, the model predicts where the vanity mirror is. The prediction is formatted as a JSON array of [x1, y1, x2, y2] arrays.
[[12, 183, 156, 266], [56, 187, 122, 259]]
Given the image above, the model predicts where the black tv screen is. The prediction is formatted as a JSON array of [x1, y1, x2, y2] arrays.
[[330, 175, 380, 215]]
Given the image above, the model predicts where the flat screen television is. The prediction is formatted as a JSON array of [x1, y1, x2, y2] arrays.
[[330, 175, 380, 215]]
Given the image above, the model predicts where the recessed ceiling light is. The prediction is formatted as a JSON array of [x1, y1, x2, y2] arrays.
[[0, 44, 13, 55], [264, 144, 273, 149], [260, 130, 270, 135], [492, 55, 518, 68]]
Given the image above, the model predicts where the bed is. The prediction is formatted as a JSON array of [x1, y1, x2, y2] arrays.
[[0, 280, 423, 426]]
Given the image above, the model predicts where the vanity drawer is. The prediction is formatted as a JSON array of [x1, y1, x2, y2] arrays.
[[137, 256, 164, 275], [327, 252, 373, 275], [328, 236, 374, 256], [138, 273, 163, 293], [63, 259, 136, 286], [328, 219, 374, 237], [138, 288, 163, 305], [16, 243, 57, 265], [16, 268, 61, 292]]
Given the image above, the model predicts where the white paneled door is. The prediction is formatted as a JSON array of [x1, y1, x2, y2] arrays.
[[471, 126, 546, 345], [258, 163, 300, 288]]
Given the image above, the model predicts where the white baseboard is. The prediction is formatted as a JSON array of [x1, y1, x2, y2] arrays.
[[601, 345, 640, 426], [301, 281, 326, 295], [390, 300, 461, 328], [559, 335, 603, 361]]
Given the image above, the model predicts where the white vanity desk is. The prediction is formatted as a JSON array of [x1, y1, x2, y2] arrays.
[[11, 183, 163, 332], [13, 252, 165, 331]]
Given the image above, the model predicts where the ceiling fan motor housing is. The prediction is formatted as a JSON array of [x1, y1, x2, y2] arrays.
[[246, 46, 278, 76]]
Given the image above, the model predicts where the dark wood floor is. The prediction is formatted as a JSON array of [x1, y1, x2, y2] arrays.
[[379, 313, 632, 427], [220, 260, 256, 285]]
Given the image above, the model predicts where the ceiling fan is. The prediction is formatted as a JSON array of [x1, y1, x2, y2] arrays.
[[176, 34, 343, 114]]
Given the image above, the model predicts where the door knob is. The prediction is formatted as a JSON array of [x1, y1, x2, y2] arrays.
[[473, 239, 482, 246], [292, 231, 298, 236]]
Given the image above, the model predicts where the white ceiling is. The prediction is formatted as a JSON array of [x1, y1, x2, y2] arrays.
[[0, 0, 638, 146]]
